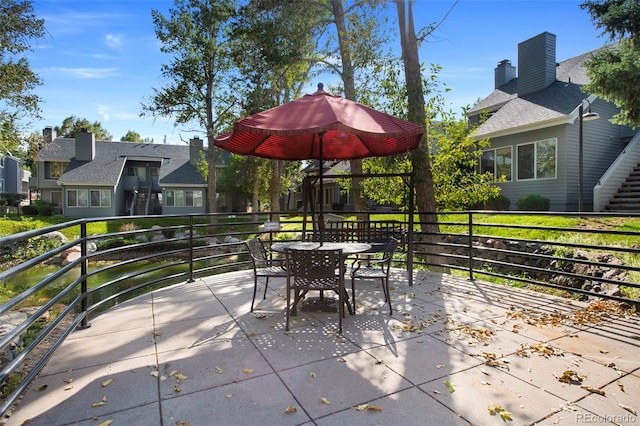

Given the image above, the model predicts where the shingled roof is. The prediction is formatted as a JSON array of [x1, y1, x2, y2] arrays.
[[35, 139, 206, 186], [469, 48, 602, 138]]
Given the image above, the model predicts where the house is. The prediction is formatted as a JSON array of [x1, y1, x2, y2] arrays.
[[468, 31, 639, 212], [0, 154, 31, 202], [32, 128, 207, 217]]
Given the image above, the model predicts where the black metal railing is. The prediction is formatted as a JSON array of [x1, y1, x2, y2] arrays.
[[1, 210, 639, 414]]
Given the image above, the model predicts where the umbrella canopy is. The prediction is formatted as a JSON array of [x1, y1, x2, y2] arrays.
[[214, 85, 423, 160]]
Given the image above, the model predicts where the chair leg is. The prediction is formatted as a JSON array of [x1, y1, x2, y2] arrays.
[[383, 277, 393, 315], [350, 276, 357, 313], [251, 276, 258, 312], [285, 285, 291, 331], [263, 277, 269, 299]]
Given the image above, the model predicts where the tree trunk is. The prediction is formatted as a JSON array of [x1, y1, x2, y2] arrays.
[[270, 160, 283, 222], [395, 0, 445, 271], [207, 142, 218, 225], [330, 0, 368, 220]]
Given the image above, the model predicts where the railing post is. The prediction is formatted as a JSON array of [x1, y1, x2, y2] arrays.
[[78, 221, 91, 329], [188, 215, 195, 282], [407, 172, 414, 286], [468, 211, 474, 281]]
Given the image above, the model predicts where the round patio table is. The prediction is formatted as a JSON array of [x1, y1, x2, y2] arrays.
[[270, 241, 371, 314]]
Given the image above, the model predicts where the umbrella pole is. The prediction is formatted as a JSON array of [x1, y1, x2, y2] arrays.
[[318, 133, 324, 245]]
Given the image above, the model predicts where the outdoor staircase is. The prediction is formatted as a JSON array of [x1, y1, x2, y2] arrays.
[[134, 192, 147, 215], [604, 162, 640, 212]]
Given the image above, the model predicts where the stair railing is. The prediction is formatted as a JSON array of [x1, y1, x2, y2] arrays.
[[594, 131, 640, 211]]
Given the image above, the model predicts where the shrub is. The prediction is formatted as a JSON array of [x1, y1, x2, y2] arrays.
[[484, 194, 511, 211], [21, 204, 39, 216], [34, 200, 54, 216], [516, 194, 550, 211]]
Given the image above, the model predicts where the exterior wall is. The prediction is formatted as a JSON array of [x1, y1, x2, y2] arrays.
[[517, 32, 556, 96], [62, 186, 117, 218], [161, 186, 207, 215], [488, 125, 569, 211]]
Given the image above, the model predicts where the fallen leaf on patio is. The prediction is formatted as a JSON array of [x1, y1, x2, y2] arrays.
[[367, 405, 382, 411], [321, 397, 330, 405], [337, 358, 347, 363], [63, 378, 73, 383], [101, 378, 113, 387], [444, 380, 455, 393], [152, 330, 162, 336], [617, 381, 625, 392], [169, 370, 177, 377], [310, 372, 317, 378], [488, 403, 513, 422], [34, 384, 47, 391], [176, 422, 189, 426], [355, 404, 369, 411], [375, 359, 384, 365], [215, 367, 223, 374], [433, 390, 441, 394], [174, 385, 181, 393], [600, 349, 609, 354], [97, 421, 113, 426], [481, 381, 491, 386], [480, 368, 490, 375], [242, 368, 253, 374], [150, 371, 159, 377], [557, 370, 585, 384], [619, 404, 637, 415], [580, 385, 605, 396], [435, 364, 445, 369], [225, 393, 233, 398], [92, 401, 106, 408], [285, 406, 297, 413], [175, 373, 188, 381], [64, 385, 73, 391]]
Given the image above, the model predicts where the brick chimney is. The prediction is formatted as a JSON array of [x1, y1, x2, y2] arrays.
[[75, 130, 95, 161], [494, 59, 516, 89], [43, 127, 56, 144], [189, 137, 203, 165], [517, 32, 556, 96]]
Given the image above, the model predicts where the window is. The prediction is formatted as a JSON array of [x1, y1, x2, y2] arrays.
[[45, 162, 66, 180], [165, 189, 203, 207], [67, 189, 88, 207], [517, 138, 556, 180], [51, 191, 62, 207], [481, 147, 512, 181], [90, 189, 111, 207]]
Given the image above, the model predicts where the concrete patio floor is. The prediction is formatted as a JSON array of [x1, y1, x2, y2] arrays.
[[3, 269, 640, 426]]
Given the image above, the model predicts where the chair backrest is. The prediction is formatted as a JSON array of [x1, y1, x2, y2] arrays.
[[381, 237, 400, 264], [245, 238, 268, 266], [286, 248, 343, 286]]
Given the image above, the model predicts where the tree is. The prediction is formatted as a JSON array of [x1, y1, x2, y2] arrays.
[[0, 0, 45, 120], [142, 0, 238, 219], [580, 0, 640, 128], [121, 130, 142, 142], [55, 116, 113, 140]]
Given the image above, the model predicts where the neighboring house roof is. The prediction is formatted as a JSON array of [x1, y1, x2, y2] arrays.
[[35, 139, 206, 187], [469, 49, 600, 138]]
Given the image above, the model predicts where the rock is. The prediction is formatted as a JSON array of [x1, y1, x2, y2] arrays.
[[40, 231, 67, 244], [224, 236, 240, 243]]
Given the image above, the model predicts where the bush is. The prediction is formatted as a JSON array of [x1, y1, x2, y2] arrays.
[[21, 204, 39, 215], [484, 194, 511, 211], [34, 200, 54, 216], [516, 194, 550, 211]]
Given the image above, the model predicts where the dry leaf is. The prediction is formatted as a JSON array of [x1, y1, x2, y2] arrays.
[[174, 385, 181, 393], [375, 359, 384, 365], [101, 378, 113, 387], [285, 406, 297, 413], [63, 378, 73, 384], [97, 421, 113, 426], [215, 367, 223, 374], [355, 404, 369, 411], [488, 403, 513, 422], [619, 404, 637, 415], [617, 381, 625, 392], [175, 373, 188, 381], [435, 364, 445, 369], [150, 371, 159, 377], [152, 330, 162, 336], [34, 384, 48, 391], [242, 368, 254, 374], [367, 405, 383, 411], [225, 393, 233, 398], [176, 422, 189, 426], [580, 385, 605, 396], [309, 372, 317, 378], [64, 385, 73, 391], [169, 370, 178, 377], [321, 397, 330, 405], [92, 401, 106, 408]]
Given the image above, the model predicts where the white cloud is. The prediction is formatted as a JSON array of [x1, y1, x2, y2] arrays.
[[105, 34, 123, 48], [96, 104, 110, 121], [45, 67, 119, 79]]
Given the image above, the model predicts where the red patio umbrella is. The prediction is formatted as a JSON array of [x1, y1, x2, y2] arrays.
[[214, 84, 424, 237]]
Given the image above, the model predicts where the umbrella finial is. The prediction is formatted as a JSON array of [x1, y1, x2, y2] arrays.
[[317, 83, 324, 91]]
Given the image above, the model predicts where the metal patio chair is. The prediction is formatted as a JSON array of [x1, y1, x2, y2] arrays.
[[285, 248, 346, 333], [245, 238, 287, 312], [350, 237, 399, 315]]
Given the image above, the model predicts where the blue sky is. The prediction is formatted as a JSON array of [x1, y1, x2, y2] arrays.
[[25, 0, 606, 144]]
